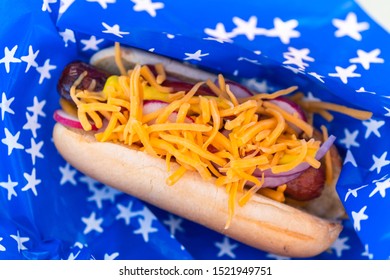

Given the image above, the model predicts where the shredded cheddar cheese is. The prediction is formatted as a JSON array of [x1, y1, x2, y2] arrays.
[[65, 45, 373, 228]]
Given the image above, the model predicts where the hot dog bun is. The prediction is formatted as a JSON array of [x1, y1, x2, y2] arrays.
[[53, 123, 342, 258], [53, 45, 344, 257]]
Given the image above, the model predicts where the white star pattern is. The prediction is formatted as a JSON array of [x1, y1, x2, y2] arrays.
[[59, 29, 76, 47], [25, 138, 44, 165], [10, 230, 29, 252], [116, 201, 139, 225], [0, 175, 18, 200], [102, 22, 130, 38], [20, 45, 39, 73], [0, 237, 5, 251], [333, 12, 369, 41], [356, 87, 376, 95], [131, 0, 164, 17], [0, 92, 15, 120], [163, 214, 184, 236], [344, 184, 367, 201], [266, 18, 300, 44], [1, 128, 24, 156], [59, 163, 77, 185], [204, 23, 234, 43], [104, 252, 119, 260], [80, 36, 105, 51], [22, 168, 41, 196], [308, 72, 325, 83], [87, 0, 116, 9], [184, 50, 209, 61], [384, 107, 390, 117], [27, 96, 46, 118], [362, 118, 385, 139], [283, 47, 314, 69], [215, 236, 238, 258], [328, 64, 361, 84], [339, 128, 360, 149], [331, 236, 350, 257], [88, 185, 122, 208], [343, 149, 358, 167], [133, 208, 158, 242], [361, 244, 374, 260], [36, 59, 57, 84], [41, 0, 57, 12], [23, 112, 41, 138], [369, 177, 390, 198], [350, 49, 384, 70], [81, 212, 104, 234], [351, 206, 368, 231], [231, 16, 266, 40], [369, 151, 390, 174], [0, 45, 21, 73]]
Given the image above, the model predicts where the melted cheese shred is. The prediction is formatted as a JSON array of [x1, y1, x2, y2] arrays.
[[69, 57, 371, 228]]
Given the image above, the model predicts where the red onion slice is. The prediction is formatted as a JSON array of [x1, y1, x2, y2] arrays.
[[253, 135, 336, 183], [143, 100, 194, 123], [53, 109, 98, 131], [214, 79, 254, 98]]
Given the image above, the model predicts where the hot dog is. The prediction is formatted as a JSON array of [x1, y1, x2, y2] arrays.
[[52, 44, 371, 257]]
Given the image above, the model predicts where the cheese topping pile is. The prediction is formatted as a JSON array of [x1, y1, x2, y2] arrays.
[[65, 48, 372, 227]]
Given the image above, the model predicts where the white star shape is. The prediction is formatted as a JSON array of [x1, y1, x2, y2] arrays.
[[0, 174, 18, 200], [344, 184, 367, 201], [339, 128, 360, 149], [20, 45, 39, 73], [59, 163, 77, 185], [79, 175, 99, 189], [131, 0, 164, 17], [384, 107, 390, 117], [0, 92, 15, 120], [204, 23, 234, 43], [59, 29, 76, 47], [231, 16, 266, 41], [80, 35, 105, 51], [362, 118, 385, 139], [350, 49, 384, 70], [22, 168, 41, 196], [86, 0, 116, 9], [23, 112, 41, 138], [356, 87, 376, 95], [25, 138, 44, 165], [102, 22, 130, 38], [328, 64, 361, 84], [88, 185, 121, 208], [351, 205, 368, 231], [304, 92, 321, 101], [369, 177, 390, 198], [116, 201, 140, 225], [10, 230, 29, 252], [283, 47, 314, 70], [1, 128, 24, 156], [331, 236, 350, 257], [369, 151, 390, 174], [333, 12, 369, 41], [361, 244, 374, 260], [81, 212, 104, 234], [36, 59, 57, 84], [42, 0, 57, 12], [27, 96, 46, 118], [163, 214, 184, 236], [104, 252, 119, 260], [215, 236, 238, 258], [343, 149, 357, 167], [133, 213, 158, 242], [0, 237, 5, 251], [59, 0, 75, 14], [0, 45, 21, 73], [184, 50, 209, 61], [265, 18, 300, 44]]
